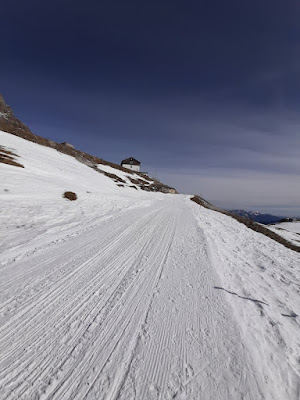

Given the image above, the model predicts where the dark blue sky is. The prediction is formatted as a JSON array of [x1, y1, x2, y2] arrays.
[[1, 1, 300, 214]]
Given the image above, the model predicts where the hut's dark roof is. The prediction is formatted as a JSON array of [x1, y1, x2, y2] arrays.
[[121, 157, 140, 165]]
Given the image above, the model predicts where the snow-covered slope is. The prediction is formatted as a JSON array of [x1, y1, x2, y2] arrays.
[[0, 130, 299, 400], [194, 206, 300, 400], [268, 221, 300, 246], [0, 130, 158, 265]]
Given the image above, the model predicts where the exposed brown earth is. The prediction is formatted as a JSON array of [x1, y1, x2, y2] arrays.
[[128, 177, 142, 185], [0, 145, 24, 168], [191, 195, 300, 253], [98, 170, 126, 184], [63, 191, 78, 201]]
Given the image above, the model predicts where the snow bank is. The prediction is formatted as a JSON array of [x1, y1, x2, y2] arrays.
[[190, 200, 300, 400]]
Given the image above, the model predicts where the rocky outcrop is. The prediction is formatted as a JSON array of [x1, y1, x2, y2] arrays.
[[0, 95, 34, 139]]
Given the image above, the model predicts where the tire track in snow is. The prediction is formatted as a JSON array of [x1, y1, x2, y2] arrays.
[[0, 206, 163, 395], [0, 196, 264, 400], [103, 213, 178, 400], [116, 199, 264, 400], [45, 209, 178, 400], [0, 199, 177, 399], [0, 203, 159, 316]]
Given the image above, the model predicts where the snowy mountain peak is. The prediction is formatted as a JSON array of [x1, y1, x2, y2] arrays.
[[229, 209, 284, 224]]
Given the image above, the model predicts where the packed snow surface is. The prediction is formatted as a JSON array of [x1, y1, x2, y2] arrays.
[[0, 131, 300, 400]]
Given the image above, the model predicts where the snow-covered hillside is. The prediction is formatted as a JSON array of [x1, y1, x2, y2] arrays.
[[0, 130, 299, 400], [268, 221, 300, 246], [0, 130, 158, 265]]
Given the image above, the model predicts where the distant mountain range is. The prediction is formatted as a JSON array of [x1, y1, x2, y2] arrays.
[[229, 210, 285, 225]]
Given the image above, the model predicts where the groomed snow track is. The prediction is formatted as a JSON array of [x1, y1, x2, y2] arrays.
[[0, 196, 263, 400]]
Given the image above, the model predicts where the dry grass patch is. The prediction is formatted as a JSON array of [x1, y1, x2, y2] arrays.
[[0, 145, 24, 168], [102, 171, 126, 184]]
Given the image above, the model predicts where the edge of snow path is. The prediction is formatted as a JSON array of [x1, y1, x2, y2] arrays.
[[188, 197, 300, 400]]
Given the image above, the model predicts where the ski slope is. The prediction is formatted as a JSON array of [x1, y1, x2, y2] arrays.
[[0, 131, 300, 399]]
